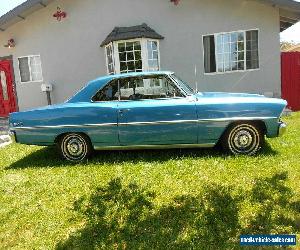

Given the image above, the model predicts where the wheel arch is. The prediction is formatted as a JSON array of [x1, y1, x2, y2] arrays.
[[54, 132, 92, 145], [217, 119, 267, 145]]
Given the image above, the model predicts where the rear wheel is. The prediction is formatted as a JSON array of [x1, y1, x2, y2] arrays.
[[59, 133, 93, 162], [222, 122, 264, 155]]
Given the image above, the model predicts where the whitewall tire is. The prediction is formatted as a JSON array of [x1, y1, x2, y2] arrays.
[[59, 133, 93, 162], [222, 123, 264, 156]]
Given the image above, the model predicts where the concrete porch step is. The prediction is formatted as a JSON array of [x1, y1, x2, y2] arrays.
[[0, 135, 12, 148], [0, 135, 11, 143], [0, 118, 9, 135]]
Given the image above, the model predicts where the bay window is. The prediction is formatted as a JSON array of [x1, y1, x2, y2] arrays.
[[118, 41, 142, 73], [105, 44, 115, 75], [104, 38, 160, 75], [101, 24, 164, 75], [147, 40, 159, 71]]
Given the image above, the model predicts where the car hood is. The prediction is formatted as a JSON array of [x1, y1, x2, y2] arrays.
[[192, 92, 287, 120]]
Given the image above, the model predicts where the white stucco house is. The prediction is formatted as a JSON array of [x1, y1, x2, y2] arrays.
[[0, 0, 300, 117]]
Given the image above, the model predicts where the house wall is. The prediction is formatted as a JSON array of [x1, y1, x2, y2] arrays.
[[0, 0, 281, 111]]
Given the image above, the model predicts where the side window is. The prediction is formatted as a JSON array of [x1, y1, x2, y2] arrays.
[[92, 80, 119, 102], [203, 29, 259, 74], [119, 76, 184, 101], [18, 55, 43, 83]]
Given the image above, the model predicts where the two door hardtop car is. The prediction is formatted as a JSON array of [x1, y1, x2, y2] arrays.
[[9, 71, 287, 161]]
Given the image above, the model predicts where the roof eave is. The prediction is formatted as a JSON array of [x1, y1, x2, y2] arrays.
[[0, 0, 55, 32], [1, 0, 300, 33], [100, 35, 165, 47], [100, 24, 164, 47], [257, 0, 300, 31], [279, 8, 300, 31]]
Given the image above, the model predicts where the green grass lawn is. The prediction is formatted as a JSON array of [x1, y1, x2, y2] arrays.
[[0, 113, 300, 249]]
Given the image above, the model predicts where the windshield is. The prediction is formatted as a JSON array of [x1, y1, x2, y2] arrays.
[[170, 74, 194, 95]]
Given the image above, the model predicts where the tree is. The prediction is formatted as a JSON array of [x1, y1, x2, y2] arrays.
[[280, 41, 300, 52]]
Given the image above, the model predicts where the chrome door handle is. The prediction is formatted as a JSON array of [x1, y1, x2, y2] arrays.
[[118, 109, 130, 113]]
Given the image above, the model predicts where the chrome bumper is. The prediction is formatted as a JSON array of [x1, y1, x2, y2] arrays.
[[9, 130, 17, 143], [278, 122, 287, 137]]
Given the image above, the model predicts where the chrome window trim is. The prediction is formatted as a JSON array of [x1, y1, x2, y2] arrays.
[[168, 73, 193, 96], [90, 78, 118, 103], [165, 73, 188, 97]]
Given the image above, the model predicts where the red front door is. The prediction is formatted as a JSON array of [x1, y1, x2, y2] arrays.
[[0, 59, 17, 117]]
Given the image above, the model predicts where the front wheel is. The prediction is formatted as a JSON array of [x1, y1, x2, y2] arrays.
[[221, 122, 264, 155], [59, 133, 93, 162]]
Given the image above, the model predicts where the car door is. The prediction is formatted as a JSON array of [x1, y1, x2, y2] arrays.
[[117, 75, 198, 145], [88, 80, 120, 146]]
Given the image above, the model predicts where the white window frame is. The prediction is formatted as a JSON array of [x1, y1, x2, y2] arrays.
[[18, 55, 43, 83], [104, 38, 161, 75], [202, 29, 260, 75], [146, 39, 161, 72], [115, 38, 144, 74], [105, 43, 116, 75]]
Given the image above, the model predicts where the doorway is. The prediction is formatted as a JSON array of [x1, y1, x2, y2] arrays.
[[0, 56, 17, 117]]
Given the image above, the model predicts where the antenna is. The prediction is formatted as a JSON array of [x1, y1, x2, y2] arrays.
[[195, 64, 198, 93]]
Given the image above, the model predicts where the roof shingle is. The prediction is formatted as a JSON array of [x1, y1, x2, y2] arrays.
[[100, 23, 164, 47]]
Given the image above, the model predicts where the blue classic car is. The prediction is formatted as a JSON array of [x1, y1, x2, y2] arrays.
[[9, 71, 287, 161]]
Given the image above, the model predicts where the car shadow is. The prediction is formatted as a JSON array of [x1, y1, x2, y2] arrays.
[[55, 172, 300, 249], [6, 141, 278, 170]]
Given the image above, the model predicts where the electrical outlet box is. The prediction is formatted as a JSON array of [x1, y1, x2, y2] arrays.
[[41, 83, 53, 92]]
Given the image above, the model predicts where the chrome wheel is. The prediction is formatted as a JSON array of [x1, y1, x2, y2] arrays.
[[60, 133, 91, 161], [224, 123, 263, 155]]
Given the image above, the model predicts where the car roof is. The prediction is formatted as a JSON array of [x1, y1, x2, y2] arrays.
[[89, 71, 174, 83], [68, 71, 174, 103]]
